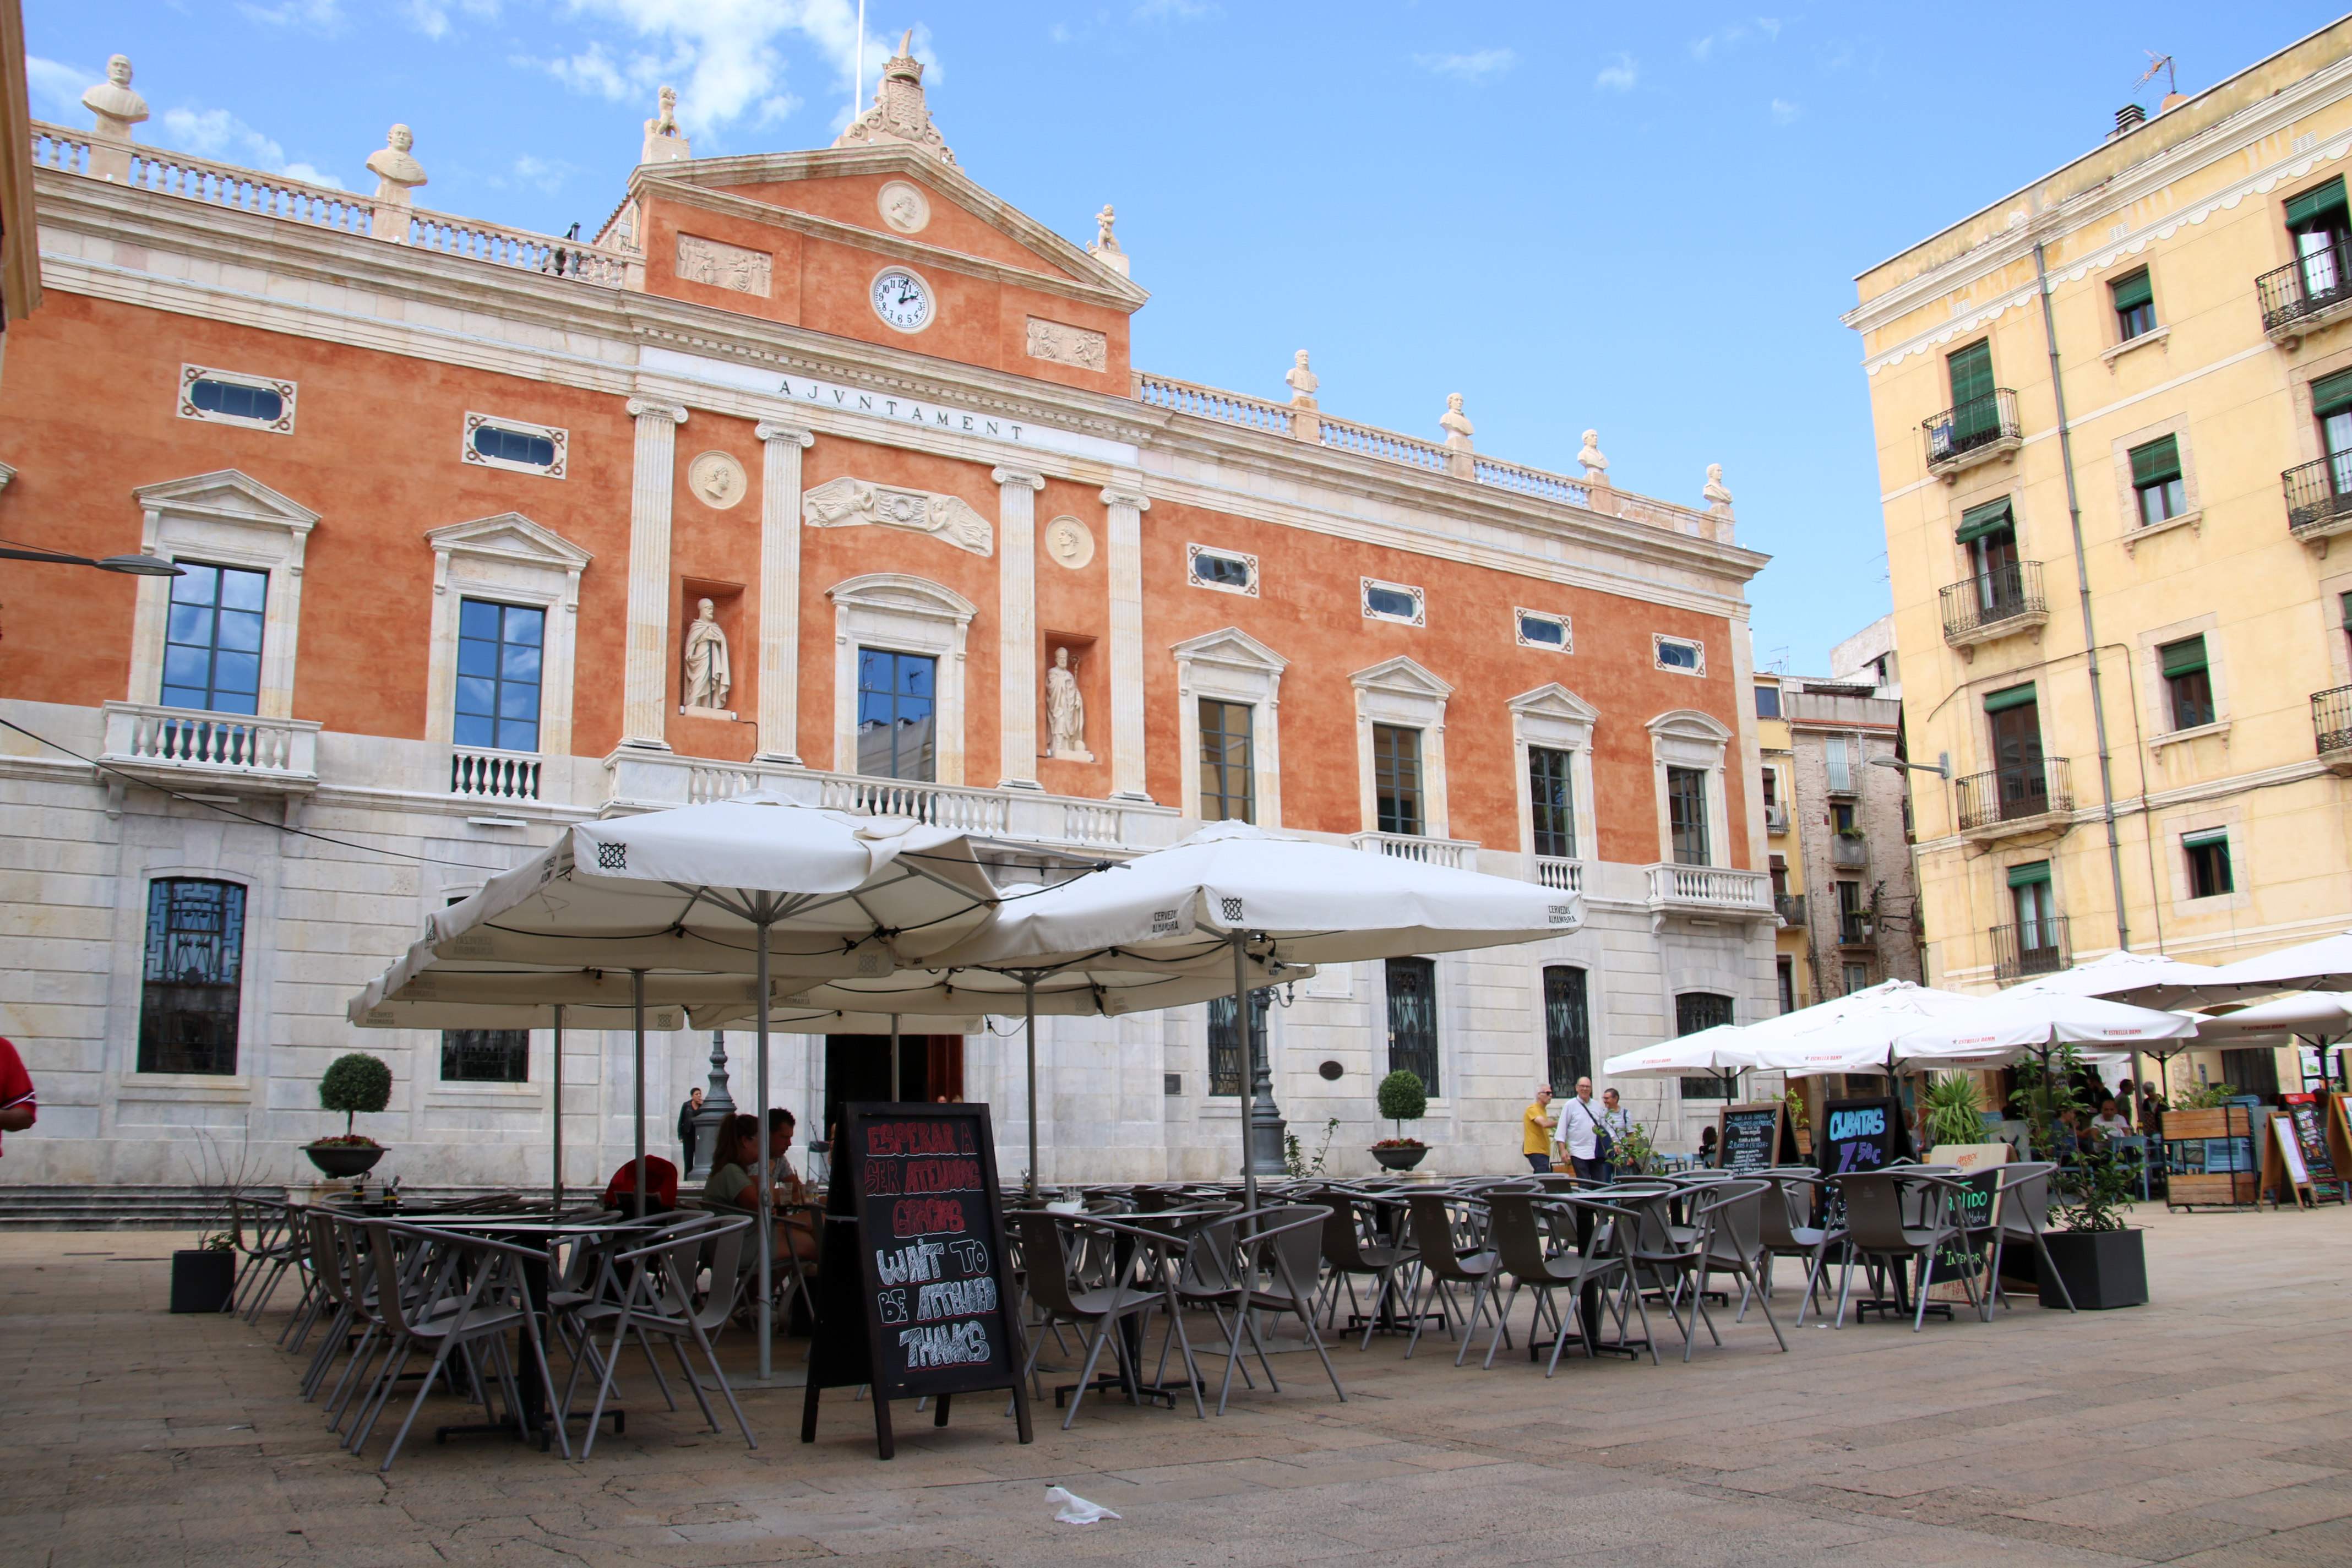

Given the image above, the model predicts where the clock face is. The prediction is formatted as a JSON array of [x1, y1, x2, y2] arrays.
[[870, 268, 934, 332]]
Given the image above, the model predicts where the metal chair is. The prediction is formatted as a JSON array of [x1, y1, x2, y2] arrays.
[[1686, 1179, 1789, 1357], [1195, 1205, 1347, 1415], [559, 1214, 755, 1458], [1979, 1160, 2077, 1316], [1009, 1210, 1205, 1429], [1830, 1169, 1980, 1331], [1400, 1193, 1507, 1362], [1480, 1191, 1640, 1374], [1753, 1170, 1842, 1325], [1308, 1187, 1420, 1349]]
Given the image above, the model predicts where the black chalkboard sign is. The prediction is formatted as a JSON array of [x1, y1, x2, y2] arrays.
[[2281, 1093, 2336, 1179], [1815, 1096, 1911, 1227], [1717, 1102, 1785, 1176], [800, 1102, 1032, 1459]]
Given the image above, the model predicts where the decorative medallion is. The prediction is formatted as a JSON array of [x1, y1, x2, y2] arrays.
[[1025, 317, 1108, 372], [688, 450, 748, 510], [1043, 515, 1095, 570], [877, 179, 931, 234]]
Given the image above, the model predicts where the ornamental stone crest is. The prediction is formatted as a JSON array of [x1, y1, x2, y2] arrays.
[[832, 31, 956, 165], [802, 476, 993, 557]]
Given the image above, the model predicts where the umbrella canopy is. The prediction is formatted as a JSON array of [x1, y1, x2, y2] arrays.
[[1740, 980, 2155, 1075], [2008, 948, 2267, 1010], [1885, 990, 2191, 1066], [2207, 930, 2352, 995], [1602, 1026, 1765, 1080], [2184, 992, 2352, 1042]]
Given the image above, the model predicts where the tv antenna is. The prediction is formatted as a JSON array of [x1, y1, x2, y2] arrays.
[[2133, 51, 2176, 98]]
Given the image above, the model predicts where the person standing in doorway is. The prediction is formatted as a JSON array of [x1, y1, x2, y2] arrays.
[[1521, 1084, 1557, 1173], [1555, 1076, 1607, 1183], [677, 1085, 704, 1173], [1599, 1087, 1632, 1180]]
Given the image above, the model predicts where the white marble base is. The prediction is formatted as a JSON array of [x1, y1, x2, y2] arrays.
[[679, 704, 737, 721]]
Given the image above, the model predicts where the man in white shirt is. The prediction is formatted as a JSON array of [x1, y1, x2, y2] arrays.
[[1555, 1076, 1607, 1182], [2090, 1098, 2133, 1142]]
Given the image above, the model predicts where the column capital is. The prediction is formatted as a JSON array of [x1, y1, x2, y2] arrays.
[[755, 420, 815, 449], [991, 466, 1047, 492], [625, 398, 690, 426], [1099, 487, 1151, 512]]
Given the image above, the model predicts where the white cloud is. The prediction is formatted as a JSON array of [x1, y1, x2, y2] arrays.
[[24, 56, 99, 122], [1413, 49, 1515, 83], [488, 153, 578, 194], [1048, 22, 1072, 45], [159, 106, 345, 188], [1756, 17, 1782, 41], [542, 1, 916, 135], [1770, 97, 1801, 124], [236, 0, 345, 30], [1594, 52, 1637, 92], [1694, 19, 1782, 60], [402, 0, 501, 40], [529, 41, 635, 101]]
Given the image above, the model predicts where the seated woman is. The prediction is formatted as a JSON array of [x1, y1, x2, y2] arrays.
[[764, 1107, 820, 1265], [701, 1112, 818, 1265]]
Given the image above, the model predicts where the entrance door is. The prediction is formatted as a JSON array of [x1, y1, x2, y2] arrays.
[[1988, 698, 2046, 820], [822, 1034, 968, 1143]]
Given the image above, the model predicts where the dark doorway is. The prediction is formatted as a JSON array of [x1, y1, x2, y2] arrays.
[[1988, 697, 2048, 819], [821, 1034, 967, 1145]]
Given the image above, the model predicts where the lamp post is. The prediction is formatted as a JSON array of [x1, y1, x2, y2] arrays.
[[0, 546, 183, 576]]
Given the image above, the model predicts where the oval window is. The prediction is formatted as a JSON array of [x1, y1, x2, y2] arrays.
[[473, 424, 558, 469], [1657, 639, 1700, 670], [1193, 552, 1250, 589], [189, 378, 284, 424]]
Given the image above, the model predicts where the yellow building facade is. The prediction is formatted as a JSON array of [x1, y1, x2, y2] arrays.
[[1847, 21, 2352, 1095]]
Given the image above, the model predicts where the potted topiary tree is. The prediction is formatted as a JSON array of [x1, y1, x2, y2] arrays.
[[308, 1052, 393, 1178], [1371, 1069, 1429, 1170]]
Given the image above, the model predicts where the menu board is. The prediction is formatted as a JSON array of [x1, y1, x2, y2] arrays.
[[1717, 1103, 1785, 1175], [801, 1102, 1032, 1459], [2280, 1093, 2335, 1179], [1924, 1142, 2010, 1304], [1815, 1097, 1910, 1228]]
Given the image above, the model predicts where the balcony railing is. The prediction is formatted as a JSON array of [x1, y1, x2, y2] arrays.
[[99, 702, 320, 793], [1532, 854, 1583, 892], [1830, 834, 1870, 869], [1923, 389, 2021, 474], [1763, 803, 1789, 835], [1838, 912, 1874, 947], [1645, 863, 1774, 919], [1991, 917, 2071, 985], [451, 748, 540, 801], [1774, 892, 1806, 927], [1954, 756, 2073, 833], [1939, 560, 2048, 644], [2283, 456, 2352, 539], [1352, 831, 1476, 870], [2257, 244, 2352, 337], [2316, 684, 2352, 769]]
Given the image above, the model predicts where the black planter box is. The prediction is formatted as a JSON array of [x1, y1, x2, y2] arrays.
[[170, 1249, 237, 1314], [2038, 1227, 2148, 1311]]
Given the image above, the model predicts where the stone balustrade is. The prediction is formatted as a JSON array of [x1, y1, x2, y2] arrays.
[[1349, 830, 1478, 870], [450, 747, 541, 802], [1532, 854, 1584, 893], [100, 701, 320, 794], [1644, 862, 1774, 921], [1132, 372, 1295, 434]]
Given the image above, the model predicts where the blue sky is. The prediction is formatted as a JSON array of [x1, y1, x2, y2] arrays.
[[24, 2, 2342, 672]]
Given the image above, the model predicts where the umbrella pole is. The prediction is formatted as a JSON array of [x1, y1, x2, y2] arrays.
[[552, 1004, 564, 1215], [890, 1015, 901, 1102], [1234, 930, 1259, 1214], [756, 914, 774, 1385], [632, 970, 647, 1221], [1024, 976, 1039, 1197]]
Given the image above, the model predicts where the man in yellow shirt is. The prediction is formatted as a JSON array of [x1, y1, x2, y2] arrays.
[[1521, 1083, 1558, 1173]]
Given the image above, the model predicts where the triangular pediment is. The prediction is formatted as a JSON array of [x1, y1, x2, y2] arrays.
[[133, 470, 319, 531], [1171, 625, 1288, 673], [1351, 655, 1453, 700], [426, 512, 592, 571], [1508, 683, 1599, 725]]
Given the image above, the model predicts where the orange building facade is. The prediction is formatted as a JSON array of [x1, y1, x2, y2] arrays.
[[0, 46, 1776, 1188]]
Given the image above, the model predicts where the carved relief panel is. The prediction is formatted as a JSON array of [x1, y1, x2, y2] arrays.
[[675, 233, 774, 297], [802, 476, 993, 556], [1025, 317, 1108, 372]]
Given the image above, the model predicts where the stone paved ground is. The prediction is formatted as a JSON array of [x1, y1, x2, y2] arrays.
[[3, 1201, 2349, 1568]]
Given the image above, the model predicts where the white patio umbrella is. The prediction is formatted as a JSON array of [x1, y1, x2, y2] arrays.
[[2207, 930, 2352, 994], [930, 822, 1580, 1207], [2009, 948, 2269, 1010], [2185, 992, 2352, 1041], [1602, 1025, 1765, 1098]]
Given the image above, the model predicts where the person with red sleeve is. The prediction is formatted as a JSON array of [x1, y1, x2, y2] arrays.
[[0, 1037, 35, 1153]]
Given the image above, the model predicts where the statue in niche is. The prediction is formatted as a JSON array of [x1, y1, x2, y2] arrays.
[[1044, 646, 1087, 759], [683, 597, 731, 710]]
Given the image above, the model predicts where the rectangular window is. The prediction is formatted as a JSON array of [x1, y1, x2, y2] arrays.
[[1985, 685, 2048, 819], [2009, 861, 2056, 955], [2159, 635, 2214, 730], [1527, 745, 1576, 858], [1825, 734, 1853, 794], [1653, 635, 1704, 673], [2184, 831, 2234, 900], [2130, 435, 2186, 526], [855, 648, 938, 781], [138, 878, 246, 1075], [2219, 1046, 2282, 1102], [162, 563, 266, 715], [2289, 176, 2350, 303], [1836, 879, 1867, 944], [1205, 990, 1267, 1097], [1760, 767, 1779, 810], [1385, 957, 1439, 1096], [1676, 992, 1734, 1036], [1666, 765, 1710, 866], [441, 1029, 531, 1083], [1186, 544, 1258, 596], [454, 599, 545, 753], [1754, 683, 1782, 719], [1197, 699, 1255, 824], [1843, 961, 1871, 996], [1362, 578, 1425, 625], [2110, 269, 2157, 341], [1776, 955, 1796, 1014], [1768, 853, 1788, 898], [1542, 965, 1590, 1093], [1831, 801, 1858, 834], [1946, 339, 1997, 446], [1515, 609, 1570, 650], [1373, 724, 1424, 836]]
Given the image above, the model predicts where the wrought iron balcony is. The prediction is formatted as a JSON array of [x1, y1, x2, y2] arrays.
[[1838, 912, 1874, 948], [1763, 803, 1789, 835], [1774, 892, 1806, 927], [2283, 456, 2352, 543], [2257, 245, 2352, 340], [1939, 560, 2049, 648], [2317, 684, 2352, 775], [1991, 916, 2070, 985], [1954, 756, 2073, 836], [1922, 389, 2021, 478]]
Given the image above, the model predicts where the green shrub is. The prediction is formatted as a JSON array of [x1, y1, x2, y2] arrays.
[[1923, 1071, 1984, 1148], [1375, 1069, 1428, 1141], [318, 1053, 393, 1140]]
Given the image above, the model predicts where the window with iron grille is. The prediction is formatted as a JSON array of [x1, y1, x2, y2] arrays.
[[455, 599, 545, 753], [1543, 965, 1589, 1093], [138, 879, 246, 1075], [1667, 765, 1710, 866], [2184, 831, 2234, 900], [1373, 724, 1424, 836], [1528, 745, 1576, 858], [2111, 269, 2157, 341], [162, 563, 266, 715], [1385, 957, 1439, 1096], [2158, 635, 2214, 729], [1674, 991, 1734, 1101], [2130, 435, 2186, 526], [1205, 990, 1268, 1097], [1198, 699, 1255, 823], [442, 1030, 531, 1083]]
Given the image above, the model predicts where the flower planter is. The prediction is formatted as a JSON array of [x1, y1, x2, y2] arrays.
[[2038, 1227, 2148, 1311], [1370, 1144, 1428, 1172], [170, 1249, 237, 1314], [304, 1141, 387, 1179]]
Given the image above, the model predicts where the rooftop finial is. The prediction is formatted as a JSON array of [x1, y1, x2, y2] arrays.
[[1087, 203, 1129, 277], [643, 84, 692, 165], [833, 28, 956, 164]]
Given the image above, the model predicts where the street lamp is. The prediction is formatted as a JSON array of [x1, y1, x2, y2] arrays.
[[0, 545, 184, 576], [1869, 755, 1949, 779]]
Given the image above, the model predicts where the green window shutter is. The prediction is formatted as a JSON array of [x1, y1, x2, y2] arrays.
[[2181, 829, 2228, 850], [1947, 340, 1994, 406], [1954, 497, 2015, 544], [2130, 435, 2182, 488], [2340, 590, 2352, 630], [2110, 270, 2153, 312], [2315, 369, 2352, 419], [2286, 176, 2348, 228], [2159, 634, 2208, 678], [1983, 683, 2038, 714], [2006, 860, 2052, 889]]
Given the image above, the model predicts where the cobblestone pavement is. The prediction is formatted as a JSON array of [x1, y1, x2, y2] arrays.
[[3, 1201, 2348, 1567]]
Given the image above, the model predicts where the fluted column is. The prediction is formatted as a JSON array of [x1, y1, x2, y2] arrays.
[[755, 420, 816, 764], [993, 466, 1046, 791], [1101, 484, 1152, 801], [622, 399, 689, 749]]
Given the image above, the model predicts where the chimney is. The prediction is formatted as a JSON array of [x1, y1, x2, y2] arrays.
[[2110, 103, 2147, 139]]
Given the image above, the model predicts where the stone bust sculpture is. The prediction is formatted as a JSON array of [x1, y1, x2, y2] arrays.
[[1044, 646, 1085, 758], [1703, 463, 1734, 506], [1439, 392, 1474, 449], [366, 124, 428, 201], [1285, 350, 1319, 408], [1577, 428, 1609, 482], [683, 598, 731, 710], [84, 55, 149, 138]]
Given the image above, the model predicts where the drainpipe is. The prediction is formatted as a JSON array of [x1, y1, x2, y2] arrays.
[[2033, 238, 2132, 951]]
